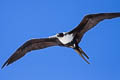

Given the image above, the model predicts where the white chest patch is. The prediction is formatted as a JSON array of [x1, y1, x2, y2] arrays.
[[57, 34, 74, 44]]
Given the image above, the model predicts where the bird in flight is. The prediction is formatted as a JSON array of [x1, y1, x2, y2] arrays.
[[2, 12, 120, 69]]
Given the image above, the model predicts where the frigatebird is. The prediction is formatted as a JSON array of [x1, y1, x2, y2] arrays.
[[2, 12, 120, 69]]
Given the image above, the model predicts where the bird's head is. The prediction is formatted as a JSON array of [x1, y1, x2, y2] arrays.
[[57, 32, 66, 37]]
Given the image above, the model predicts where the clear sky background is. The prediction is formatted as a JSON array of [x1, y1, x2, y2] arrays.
[[0, 0, 120, 80]]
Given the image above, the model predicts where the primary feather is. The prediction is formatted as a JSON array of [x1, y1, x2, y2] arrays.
[[1, 38, 60, 68]]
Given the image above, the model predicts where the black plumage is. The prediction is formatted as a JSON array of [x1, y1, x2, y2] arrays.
[[2, 12, 120, 69]]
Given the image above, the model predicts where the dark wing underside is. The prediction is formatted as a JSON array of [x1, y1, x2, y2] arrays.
[[2, 38, 60, 69], [69, 13, 120, 43]]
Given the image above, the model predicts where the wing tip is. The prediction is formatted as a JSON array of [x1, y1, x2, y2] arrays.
[[1, 59, 12, 69], [1, 61, 8, 69]]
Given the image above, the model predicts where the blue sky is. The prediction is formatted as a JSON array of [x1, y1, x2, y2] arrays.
[[0, 0, 120, 80]]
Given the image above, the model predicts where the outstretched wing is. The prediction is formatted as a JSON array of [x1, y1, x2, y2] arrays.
[[2, 37, 60, 69], [69, 13, 120, 43]]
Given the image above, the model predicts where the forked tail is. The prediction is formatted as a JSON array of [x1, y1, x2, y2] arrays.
[[74, 47, 90, 64]]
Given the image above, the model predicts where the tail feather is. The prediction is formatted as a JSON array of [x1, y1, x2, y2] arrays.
[[74, 48, 90, 64]]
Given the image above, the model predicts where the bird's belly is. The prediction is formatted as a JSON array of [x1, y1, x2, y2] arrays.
[[58, 34, 74, 44]]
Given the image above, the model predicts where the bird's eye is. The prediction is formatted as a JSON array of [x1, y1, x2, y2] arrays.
[[57, 33, 64, 37]]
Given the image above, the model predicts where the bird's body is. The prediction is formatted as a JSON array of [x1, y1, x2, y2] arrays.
[[49, 32, 74, 45], [2, 12, 120, 69], [57, 33, 74, 45]]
